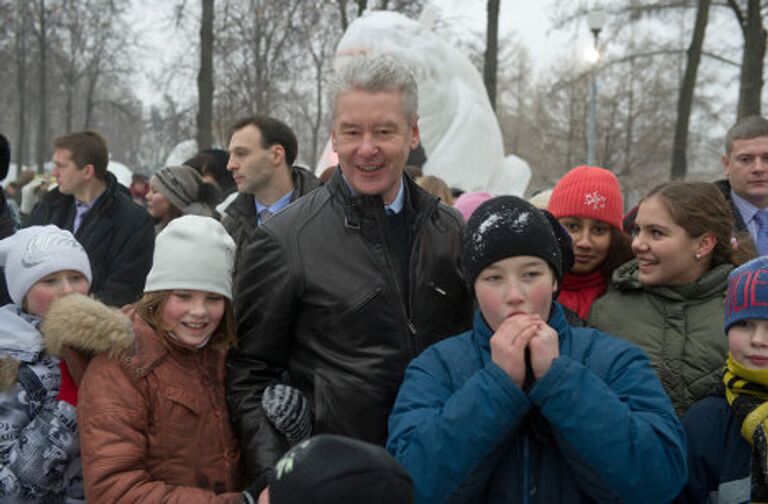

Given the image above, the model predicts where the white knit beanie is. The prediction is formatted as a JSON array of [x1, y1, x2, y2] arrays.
[[144, 215, 235, 299], [0, 225, 92, 306]]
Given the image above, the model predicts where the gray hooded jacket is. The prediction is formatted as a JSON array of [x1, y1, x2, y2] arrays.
[[0, 304, 82, 503]]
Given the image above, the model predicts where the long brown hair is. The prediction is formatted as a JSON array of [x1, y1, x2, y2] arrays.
[[642, 182, 745, 268], [134, 290, 236, 351], [417, 175, 454, 205], [600, 227, 634, 277]]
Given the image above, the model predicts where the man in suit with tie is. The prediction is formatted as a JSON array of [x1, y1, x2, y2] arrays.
[[222, 116, 320, 270], [716, 115, 768, 256]]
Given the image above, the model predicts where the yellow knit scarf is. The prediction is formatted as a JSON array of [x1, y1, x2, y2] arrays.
[[724, 353, 768, 503]]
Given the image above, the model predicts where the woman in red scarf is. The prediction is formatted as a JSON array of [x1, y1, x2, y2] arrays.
[[547, 165, 632, 320]]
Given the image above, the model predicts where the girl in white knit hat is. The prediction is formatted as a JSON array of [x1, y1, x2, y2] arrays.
[[76, 215, 246, 503], [0, 225, 92, 501]]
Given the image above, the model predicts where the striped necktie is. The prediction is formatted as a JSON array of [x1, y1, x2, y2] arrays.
[[259, 209, 273, 224], [754, 210, 768, 256]]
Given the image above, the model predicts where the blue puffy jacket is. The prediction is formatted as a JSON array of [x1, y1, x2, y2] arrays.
[[387, 303, 687, 503], [678, 396, 749, 503]]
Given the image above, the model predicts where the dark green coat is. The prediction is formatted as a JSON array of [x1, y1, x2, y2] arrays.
[[588, 260, 732, 416]]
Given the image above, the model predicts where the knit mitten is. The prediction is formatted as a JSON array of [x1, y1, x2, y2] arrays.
[[262, 384, 312, 446]]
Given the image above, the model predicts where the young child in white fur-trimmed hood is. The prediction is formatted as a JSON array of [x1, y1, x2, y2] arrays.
[[0, 225, 131, 502]]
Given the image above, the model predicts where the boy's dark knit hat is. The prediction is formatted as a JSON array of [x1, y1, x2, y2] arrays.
[[724, 256, 768, 332], [463, 195, 571, 288], [268, 434, 413, 504]]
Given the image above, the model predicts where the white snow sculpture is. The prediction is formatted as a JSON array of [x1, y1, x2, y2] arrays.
[[164, 140, 199, 171], [107, 160, 133, 188]]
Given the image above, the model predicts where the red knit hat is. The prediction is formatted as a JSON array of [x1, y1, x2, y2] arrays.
[[547, 165, 624, 230]]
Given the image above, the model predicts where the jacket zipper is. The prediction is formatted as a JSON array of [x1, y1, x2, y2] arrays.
[[523, 434, 531, 504], [373, 203, 419, 355], [406, 197, 440, 351], [351, 185, 440, 356]]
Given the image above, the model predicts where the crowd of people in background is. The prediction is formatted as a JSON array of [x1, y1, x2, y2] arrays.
[[0, 52, 768, 503]]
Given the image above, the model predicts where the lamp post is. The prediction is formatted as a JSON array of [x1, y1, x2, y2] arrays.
[[586, 7, 606, 166]]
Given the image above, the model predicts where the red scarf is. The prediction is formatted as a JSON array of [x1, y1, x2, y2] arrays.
[[57, 360, 78, 406], [558, 270, 608, 320]]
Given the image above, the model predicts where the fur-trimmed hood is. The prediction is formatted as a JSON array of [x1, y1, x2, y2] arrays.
[[0, 295, 134, 391], [41, 294, 134, 358]]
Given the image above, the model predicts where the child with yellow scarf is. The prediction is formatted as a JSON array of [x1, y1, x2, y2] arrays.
[[680, 256, 768, 503]]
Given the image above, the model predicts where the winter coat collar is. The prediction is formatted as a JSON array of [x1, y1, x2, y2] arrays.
[[0, 304, 43, 361], [40, 293, 134, 359], [31, 294, 133, 387], [120, 307, 223, 380], [715, 178, 748, 232], [225, 191, 256, 226], [43, 171, 125, 213], [610, 259, 733, 301], [119, 308, 172, 379], [325, 167, 440, 232], [224, 165, 321, 223], [38, 171, 128, 240]]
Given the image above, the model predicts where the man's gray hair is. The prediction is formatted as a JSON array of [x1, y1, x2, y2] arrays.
[[725, 115, 768, 154], [329, 52, 418, 124]]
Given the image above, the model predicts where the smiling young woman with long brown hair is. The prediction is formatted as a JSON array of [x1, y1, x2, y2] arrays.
[[589, 181, 753, 416]]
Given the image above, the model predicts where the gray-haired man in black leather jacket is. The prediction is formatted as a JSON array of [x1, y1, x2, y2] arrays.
[[227, 52, 473, 497]]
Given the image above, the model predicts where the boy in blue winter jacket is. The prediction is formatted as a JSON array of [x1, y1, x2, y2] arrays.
[[387, 196, 687, 503], [679, 256, 768, 503]]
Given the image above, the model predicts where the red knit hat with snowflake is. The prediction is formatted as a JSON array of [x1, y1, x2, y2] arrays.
[[547, 165, 624, 231]]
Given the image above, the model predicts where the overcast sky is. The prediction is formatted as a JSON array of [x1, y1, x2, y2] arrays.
[[436, 0, 575, 64], [127, 1, 591, 107]]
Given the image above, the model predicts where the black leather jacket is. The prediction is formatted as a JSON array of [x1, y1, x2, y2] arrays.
[[227, 169, 473, 488], [27, 172, 154, 307]]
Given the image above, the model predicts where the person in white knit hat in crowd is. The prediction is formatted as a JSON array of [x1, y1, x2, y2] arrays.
[[76, 215, 247, 503], [0, 225, 92, 502]]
